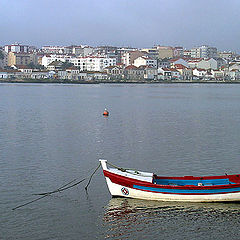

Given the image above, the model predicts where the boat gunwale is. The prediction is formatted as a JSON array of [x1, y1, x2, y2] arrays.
[[103, 169, 240, 190]]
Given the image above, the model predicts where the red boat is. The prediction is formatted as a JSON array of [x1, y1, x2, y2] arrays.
[[100, 159, 240, 202]]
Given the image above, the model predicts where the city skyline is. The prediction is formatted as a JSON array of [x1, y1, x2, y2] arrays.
[[1, 0, 240, 52]]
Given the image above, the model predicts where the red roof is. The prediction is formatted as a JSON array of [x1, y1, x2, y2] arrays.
[[194, 68, 206, 72], [174, 64, 187, 69], [15, 65, 32, 69], [139, 56, 152, 60], [125, 65, 138, 70], [161, 67, 171, 71], [169, 57, 189, 62]]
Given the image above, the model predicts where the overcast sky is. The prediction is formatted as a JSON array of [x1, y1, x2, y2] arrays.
[[1, 0, 240, 52]]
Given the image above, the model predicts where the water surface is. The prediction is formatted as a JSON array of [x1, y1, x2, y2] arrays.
[[1, 83, 240, 239]]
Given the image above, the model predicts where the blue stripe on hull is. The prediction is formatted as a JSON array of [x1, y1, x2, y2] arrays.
[[133, 185, 240, 194]]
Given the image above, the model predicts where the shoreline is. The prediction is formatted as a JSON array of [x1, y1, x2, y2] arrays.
[[1, 79, 240, 84]]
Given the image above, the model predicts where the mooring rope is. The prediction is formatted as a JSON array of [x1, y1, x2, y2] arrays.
[[85, 163, 101, 191], [34, 178, 87, 196], [12, 163, 101, 210], [12, 195, 50, 211]]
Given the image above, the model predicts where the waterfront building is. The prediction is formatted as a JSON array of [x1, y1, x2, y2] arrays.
[[41, 54, 116, 72], [192, 68, 207, 78], [124, 65, 144, 80], [139, 65, 158, 80], [158, 67, 181, 80], [174, 64, 193, 80], [227, 69, 240, 81], [229, 63, 240, 71], [0, 69, 22, 79], [105, 65, 124, 78], [211, 69, 225, 80], [30, 71, 49, 79], [58, 66, 80, 80], [70, 56, 116, 72]]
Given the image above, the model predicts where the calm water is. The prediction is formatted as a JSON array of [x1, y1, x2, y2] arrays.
[[1, 83, 240, 240]]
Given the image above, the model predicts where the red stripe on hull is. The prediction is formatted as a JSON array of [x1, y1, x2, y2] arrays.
[[103, 170, 240, 194]]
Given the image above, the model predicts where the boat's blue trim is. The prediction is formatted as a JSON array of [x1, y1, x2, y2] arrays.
[[154, 178, 233, 186], [133, 185, 240, 194]]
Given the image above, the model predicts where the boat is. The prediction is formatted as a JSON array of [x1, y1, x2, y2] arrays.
[[99, 159, 240, 202]]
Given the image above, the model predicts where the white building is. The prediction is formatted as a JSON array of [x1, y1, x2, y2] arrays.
[[158, 68, 181, 80], [229, 63, 240, 71], [42, 46, 65, 54], [197, 58, 218, 70], [191, 45, 217, 58], [41, 54, 116, 72], [71, 56, 116, 72], [72, 46, 93, 56], [192, 68, 207, 77], [188, 58, 218, 70], [41, 54, 74, 67], [133, 56, 157, 68], [227, 70, 240, 81], [4, 43, 29, 53]]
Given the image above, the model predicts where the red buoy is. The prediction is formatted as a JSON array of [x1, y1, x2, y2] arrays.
[[103, 108, 109, 116]]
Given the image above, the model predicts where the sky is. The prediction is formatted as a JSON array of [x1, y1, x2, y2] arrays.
[[1, 0, 240, 52]]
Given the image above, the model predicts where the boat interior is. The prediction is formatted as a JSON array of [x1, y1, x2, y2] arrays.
[[153, 175, 237, 186]]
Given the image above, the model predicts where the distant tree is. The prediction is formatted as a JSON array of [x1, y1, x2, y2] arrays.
[[0, 50, 4, 60], [27, 62, 45, 70], [27, 62, 36, 69], [61, 61, 74, 70]]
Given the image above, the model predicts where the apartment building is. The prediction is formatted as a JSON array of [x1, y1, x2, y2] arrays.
[[4, 43, 29, 53], [71, 56, 116, 72], [191, 45, 217, 58], [122, 50, 148, 66], [157, 46, 175, 59], [41, 54, 74, 67], [133, 56, 157, 68], [42, 46, 65, 54], [8, 52, 37, 66]]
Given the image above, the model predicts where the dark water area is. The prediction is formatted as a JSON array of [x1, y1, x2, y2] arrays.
[[1, 83, 240, 239]]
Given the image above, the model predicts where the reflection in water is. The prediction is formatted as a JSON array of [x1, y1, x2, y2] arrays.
[[103, 198, 240, 239]]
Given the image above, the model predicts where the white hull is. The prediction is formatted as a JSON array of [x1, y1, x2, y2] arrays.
[[105, 176, 240, 202], [100, 159, 240, 203]]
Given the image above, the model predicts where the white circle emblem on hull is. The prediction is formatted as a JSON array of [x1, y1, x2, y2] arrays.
[[121, 187, 129, 195]]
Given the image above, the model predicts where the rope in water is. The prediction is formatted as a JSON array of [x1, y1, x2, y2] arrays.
[[85, 163, 101, 190], [12, 163, 101, 210]]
